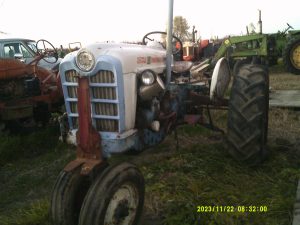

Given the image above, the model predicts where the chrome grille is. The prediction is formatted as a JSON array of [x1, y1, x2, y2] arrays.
[[91, 70, 118, 132], [92, 87, 116, 100], [96, 119, 118, 132], [63, 69, 119, 132], [71, 117, 78, 129], [94, 103, 117, 116], [90, 70, 115, 83], [65, 70, 78, 82], [67, 86, 78, 98], [69, 102, 78, 113]]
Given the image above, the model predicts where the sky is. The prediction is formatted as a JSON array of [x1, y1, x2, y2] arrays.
[[0, 0, 299, 47]]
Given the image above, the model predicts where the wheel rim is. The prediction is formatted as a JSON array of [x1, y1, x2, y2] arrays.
[[104, 183, 139, 225], [291, 44, 300, 69]]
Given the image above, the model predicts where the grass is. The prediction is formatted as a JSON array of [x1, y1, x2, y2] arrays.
[[137, 123, 300, 225], [0, 65, 300, 225], [0, 199, 50, 225], [0, 126, 75, 225]]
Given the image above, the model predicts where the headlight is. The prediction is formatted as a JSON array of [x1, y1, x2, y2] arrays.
[[75, 49, 95, 72], [141, 70, 156, 85]]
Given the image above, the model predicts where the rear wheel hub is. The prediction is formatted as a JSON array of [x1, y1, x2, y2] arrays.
[[291, 44, 300, 69]]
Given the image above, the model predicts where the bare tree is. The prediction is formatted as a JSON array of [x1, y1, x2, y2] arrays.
[[173, 16, 190, 41]]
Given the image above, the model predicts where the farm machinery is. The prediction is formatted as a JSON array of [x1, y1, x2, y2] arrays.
[[50, 3, 269, 225], [211, 23, 300, 74], [0, 39, 63, 131], [183, 12, 300, 75]]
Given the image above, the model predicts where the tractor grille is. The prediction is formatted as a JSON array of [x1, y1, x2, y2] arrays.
[[71, 117, 78, 128], [69, 102, 78, 113], [65, 70, 78, 82], [64, 69, 119, 132], [94, 103, 118, 116], [67, 86, 78, 98], [92, 87, 116, 100], [96, 119, 118, 132], [90, 70, 115, 83]]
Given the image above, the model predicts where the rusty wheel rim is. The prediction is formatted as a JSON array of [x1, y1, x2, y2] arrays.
[[291, 44, 300, 69], [104, 183, 139, 225]]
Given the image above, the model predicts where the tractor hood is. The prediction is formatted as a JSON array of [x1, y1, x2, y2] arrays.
[[61, 42, 167, 76]]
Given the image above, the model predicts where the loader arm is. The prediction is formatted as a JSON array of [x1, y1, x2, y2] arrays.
[[212, 34, 269, 64]]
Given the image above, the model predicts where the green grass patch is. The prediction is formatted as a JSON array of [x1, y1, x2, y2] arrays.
[[0, 199, 50, 225], [141, 138, 300, 225], [0, 125, 75, 225], [0, 125, 64, 167]]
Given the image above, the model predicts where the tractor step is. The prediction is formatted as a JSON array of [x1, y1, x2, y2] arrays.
[[269, 90, 300, 108]]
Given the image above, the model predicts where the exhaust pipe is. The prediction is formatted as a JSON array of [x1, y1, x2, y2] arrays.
[[166, 0, 174, 87], [258, 9, 262, 34]]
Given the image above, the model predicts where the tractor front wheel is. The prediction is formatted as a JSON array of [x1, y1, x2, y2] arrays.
[[283, 38, 300, 75], [79, 162, 145, 225], [50, 168, 91, 225], [227, 64, 269, 166]]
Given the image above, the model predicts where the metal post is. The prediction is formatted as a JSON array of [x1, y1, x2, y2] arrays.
[[166, 0, 174, 87], [192, 25, 195, 43], [258, 9, 262, 34]]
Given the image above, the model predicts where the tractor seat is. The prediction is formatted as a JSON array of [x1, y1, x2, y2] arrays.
[[172, 61, 193, 73], [8, 49, 15, 58]]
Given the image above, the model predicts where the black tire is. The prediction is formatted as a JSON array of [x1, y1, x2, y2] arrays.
[[283, 38, 300, 75], [79, 162, 145, 225], [50, 168, 91, 225], [227, 64, 269, 166], [232, 58, 251, 76]]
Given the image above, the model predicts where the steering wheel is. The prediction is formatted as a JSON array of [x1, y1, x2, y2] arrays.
[[287, 23, 294, 30], [142, 31, 183, 55], [36, 39, 58, 64]]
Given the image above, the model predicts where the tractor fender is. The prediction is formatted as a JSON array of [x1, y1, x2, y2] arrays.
[[210, 57, 231, 101]]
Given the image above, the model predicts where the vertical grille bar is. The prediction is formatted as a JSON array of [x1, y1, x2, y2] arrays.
[[67, 86, 78, 98], [65, 70, 78, 82], [69, 102, 78, 113]]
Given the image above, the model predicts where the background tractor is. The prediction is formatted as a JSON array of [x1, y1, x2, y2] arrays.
[[0, 39, 64, 131], [50, 17, 269, 225], [183, 11, 300, 75], [211, 22, 300, 75]]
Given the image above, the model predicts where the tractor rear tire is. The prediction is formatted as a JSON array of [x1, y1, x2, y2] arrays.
[[50, 168, 91, 225], [283, 38, 300, 75], [227, 64, 269, 166], [233, 58, 251, 76], [79, 162, 145, 225]]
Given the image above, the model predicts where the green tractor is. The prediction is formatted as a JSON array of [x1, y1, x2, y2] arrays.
[[209, 12, 300, 75], [281, 28, 300, 74]]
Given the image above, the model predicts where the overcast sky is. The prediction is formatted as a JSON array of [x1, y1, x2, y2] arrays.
[[0, 0, 299, 47]]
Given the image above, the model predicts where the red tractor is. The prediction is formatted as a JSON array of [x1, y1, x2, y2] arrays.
[[0, 39, 64, 131]]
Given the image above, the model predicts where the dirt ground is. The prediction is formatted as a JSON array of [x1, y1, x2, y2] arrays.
[[268, 67, 300, 146]]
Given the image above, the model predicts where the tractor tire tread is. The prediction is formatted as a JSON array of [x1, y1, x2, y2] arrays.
[[227, 64, 269, 166]]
